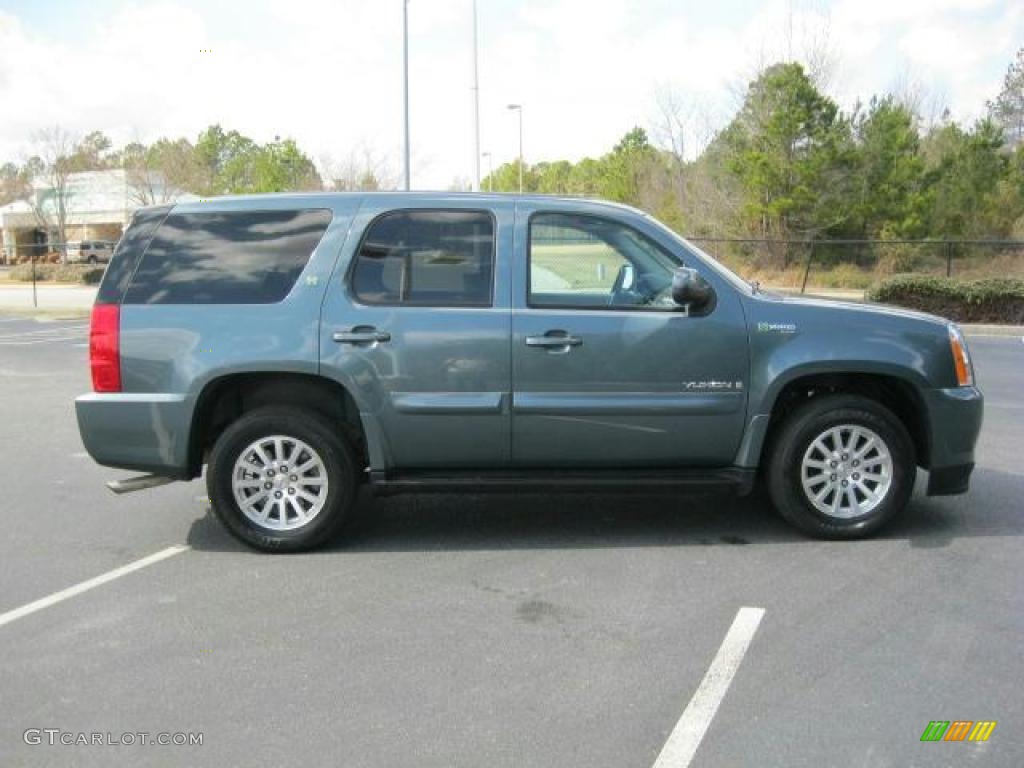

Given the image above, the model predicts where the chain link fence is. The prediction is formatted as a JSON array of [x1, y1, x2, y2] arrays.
[[530, 231, 1024, 296], [688, 238, 1024, 293]]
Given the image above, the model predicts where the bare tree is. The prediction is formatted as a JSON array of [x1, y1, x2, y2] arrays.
[[319, 144, 398, 192], [737, 0, 836, 98], [788, 0, 836, 91], [888, 67, 950, 133], [447, 176, 473, 192], [123, 138, 202, 205], [0, 162, 25, 207], [651, 86, 722, 213], [22, 126, 79, 264]]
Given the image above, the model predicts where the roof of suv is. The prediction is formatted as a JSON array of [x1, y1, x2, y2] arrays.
[[160, 191, 645, 216]]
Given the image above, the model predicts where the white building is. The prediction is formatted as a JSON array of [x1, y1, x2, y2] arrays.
[[0, 169, 194, 263]]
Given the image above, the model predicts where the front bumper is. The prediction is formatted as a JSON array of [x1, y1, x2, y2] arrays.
[[923, 385, 983, 496], [75, 392, 194, 479]]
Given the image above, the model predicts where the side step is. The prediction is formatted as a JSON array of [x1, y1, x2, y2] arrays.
[[370, 467, 755, 497], [106, 474, 176, 495]]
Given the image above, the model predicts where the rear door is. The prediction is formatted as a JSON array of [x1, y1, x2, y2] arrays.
[[319, 199, 513, 470], [511, 204, 749, 467]]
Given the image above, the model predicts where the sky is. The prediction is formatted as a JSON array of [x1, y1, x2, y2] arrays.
[[0, 0, 1021, 189]]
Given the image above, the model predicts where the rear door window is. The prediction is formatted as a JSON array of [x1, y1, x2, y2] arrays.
[[124, 209, 332, 305], [350, 210, 495, 306]]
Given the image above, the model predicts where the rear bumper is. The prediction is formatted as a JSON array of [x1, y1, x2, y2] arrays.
[[75, 392, 194, 480], [923, 385, 983, 496]]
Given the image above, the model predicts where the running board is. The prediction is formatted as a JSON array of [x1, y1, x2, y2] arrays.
[[370, 468, 755, 497], [106, 474, 176, 495]]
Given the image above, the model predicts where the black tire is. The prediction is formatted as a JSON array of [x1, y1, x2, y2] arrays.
[[207, 406, 357, 552], [767, 394, 915, 539]]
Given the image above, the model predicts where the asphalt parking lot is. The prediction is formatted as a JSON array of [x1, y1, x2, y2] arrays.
[[0, 315, 1021, 767]]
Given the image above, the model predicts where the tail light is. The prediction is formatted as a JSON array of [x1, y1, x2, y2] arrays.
[[90, 303, 121, 392]]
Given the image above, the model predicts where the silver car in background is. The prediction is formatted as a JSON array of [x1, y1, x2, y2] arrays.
[[67, 240, 116, 264]]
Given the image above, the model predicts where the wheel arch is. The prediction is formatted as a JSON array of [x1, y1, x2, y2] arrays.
[[740, 366, 931, 471], [186, 372, 370, 478]]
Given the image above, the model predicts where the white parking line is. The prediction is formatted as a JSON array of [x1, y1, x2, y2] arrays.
[[0, 325, 88, 338], [0, 545, 190, 629], [0, 337, 87, 346], [652, 606, 765, 768], [0, 325, 89, 346]]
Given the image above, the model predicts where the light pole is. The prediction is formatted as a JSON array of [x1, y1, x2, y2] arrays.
[[482, 151, 493, 191], [402, 0, 411, 190], [507, 103, 522, 193], [471, 0, 481, 192]]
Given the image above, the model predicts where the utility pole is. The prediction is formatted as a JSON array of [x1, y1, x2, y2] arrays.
[[471, 0, 481, 192], [507, 103, 523, 193], [402, 0, 411, 190]]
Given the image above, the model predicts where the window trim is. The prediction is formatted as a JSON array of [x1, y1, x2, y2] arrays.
[[122, 207, 333, 306], [347, 207, 498, 309], [526, 210, 687, 313]]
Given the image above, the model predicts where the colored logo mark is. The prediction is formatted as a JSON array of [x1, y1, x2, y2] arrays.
[[920, 720, 996, 742]]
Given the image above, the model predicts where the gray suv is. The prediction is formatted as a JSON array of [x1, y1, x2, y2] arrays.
[[75, 193, 983, 551]]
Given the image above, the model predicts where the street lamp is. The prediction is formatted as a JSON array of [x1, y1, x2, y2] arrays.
[[481, 151, 493, 191], [471, 0, 481, 192], [507, 103, 523, 194], [402, 0, 411, 190]]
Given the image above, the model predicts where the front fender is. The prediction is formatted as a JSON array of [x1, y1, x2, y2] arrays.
[[733, 295, 951, 468]]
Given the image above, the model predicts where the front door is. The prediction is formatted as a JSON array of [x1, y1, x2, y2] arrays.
[[320, 201, 512, 469], [511, 208, 748, 467]]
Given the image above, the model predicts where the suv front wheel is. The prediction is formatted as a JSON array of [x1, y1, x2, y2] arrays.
[[767, 394, 916, 539], [207, 406, 357, 551]]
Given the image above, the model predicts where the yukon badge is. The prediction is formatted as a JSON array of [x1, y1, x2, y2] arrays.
[[682, 380, 744, 391]]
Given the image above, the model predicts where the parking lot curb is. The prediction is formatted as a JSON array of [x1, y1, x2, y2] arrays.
[[961, 324, 1024, 338]]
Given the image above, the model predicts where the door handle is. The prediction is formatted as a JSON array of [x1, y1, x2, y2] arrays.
[[333, 328, 391, 344], [525, 333, 583, 349]]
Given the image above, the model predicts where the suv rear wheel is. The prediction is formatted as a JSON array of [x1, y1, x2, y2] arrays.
[[767, 394, 915, 539], [207, 406, 357, 551]]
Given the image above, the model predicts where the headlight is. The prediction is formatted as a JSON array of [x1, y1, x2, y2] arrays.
[[947, 324, 974, 387]]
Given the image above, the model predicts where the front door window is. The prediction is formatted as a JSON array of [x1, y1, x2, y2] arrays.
[[528, 213, 681, 310]]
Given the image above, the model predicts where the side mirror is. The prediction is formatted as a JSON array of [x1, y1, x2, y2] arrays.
[[671, 267, 715, 314]]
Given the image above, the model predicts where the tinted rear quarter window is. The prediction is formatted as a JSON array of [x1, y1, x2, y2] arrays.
[[124, 209, 332, 305], [96, 205, 171, 304], [350, 210, 494, 306]]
